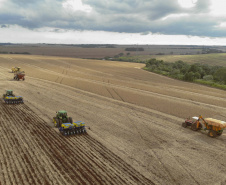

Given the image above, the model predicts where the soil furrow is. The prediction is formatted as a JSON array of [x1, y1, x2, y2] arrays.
[[10, 104, 83, 185], [2, 104, 43, 185]]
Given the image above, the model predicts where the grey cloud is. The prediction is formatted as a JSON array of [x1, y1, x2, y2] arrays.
[[0, 0, 225, 37], [1, 24, 9, 28]]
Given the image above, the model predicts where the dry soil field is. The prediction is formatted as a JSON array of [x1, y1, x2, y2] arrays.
[[0, 54, 226, 185]]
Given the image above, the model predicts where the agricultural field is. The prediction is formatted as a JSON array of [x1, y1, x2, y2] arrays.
[[128, 53, 226, 67], [0, 54, 226, 185], [1, 44, 226, 60]]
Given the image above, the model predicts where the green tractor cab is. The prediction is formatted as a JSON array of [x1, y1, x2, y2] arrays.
[[3, 90, 23, 104], [53, 110, 73, 128]]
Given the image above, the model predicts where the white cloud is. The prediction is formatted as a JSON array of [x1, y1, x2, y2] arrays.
[[161, 13, 189, 21], [0, 0, 226, 44], [178, 0, 197, 8], [62, 0, 92, 13], [210, 0, 226, 16], [1, 25, 226, 45]]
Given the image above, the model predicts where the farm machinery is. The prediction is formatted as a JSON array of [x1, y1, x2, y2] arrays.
[[53, 110, 87, 136], [12, 67, 21, 73], [182, 115, 226, 138], [14, 71, 25, 81], [2, 90, 24, 104]]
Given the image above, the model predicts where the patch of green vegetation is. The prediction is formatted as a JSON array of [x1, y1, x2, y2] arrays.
[[144, 58, 226, 91], [148, 53, 226, 67], [109, 53, 226, 67], [0, 51, 30, 54], [195, 79, 226, 90]]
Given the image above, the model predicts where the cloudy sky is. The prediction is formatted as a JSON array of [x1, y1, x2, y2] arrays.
[[0, 0, 226, 45]]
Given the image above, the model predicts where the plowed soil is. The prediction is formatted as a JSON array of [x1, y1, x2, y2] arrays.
[[0, 54, 226, 185]]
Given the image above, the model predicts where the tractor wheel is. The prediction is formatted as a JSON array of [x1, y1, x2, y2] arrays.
[[182, 122, 187, 128], [23, 78, 25, 81], [59, 120, 62, 127], [63, 130, 67, 136], [67, 130, 70, 135], [68, 117, 73, 124], [208, 130, 217, 138], [56, 119, 60, 128], [191, 123, 198, 131], [216, 132, 223, 136]]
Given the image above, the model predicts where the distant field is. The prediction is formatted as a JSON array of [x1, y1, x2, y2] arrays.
[[124, 53, 226, 67], [1, 44, 226, 60]]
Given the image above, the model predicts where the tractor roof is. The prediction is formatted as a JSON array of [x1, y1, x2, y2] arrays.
[[6, 90, 13, 92], [58, 110, 67, 114]]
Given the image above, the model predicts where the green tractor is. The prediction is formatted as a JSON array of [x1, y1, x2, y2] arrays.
[[3, 90, 24, 104], [53, 110, 87, 136], [53, 110, 73, 128]]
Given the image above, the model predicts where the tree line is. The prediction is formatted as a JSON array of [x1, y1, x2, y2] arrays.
[[145, 58, 226, 88]]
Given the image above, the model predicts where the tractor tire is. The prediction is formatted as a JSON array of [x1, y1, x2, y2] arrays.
[[63, 130, 67, 136], [208, 130, 217, 138], [216, 132, 223, 136], [56, 119, 60, 128], [68, 117, 73, 124], [182, 122, 187, 128], [59, 120, 62, 127], [23, 78, 25, 81], [191, 123, 198, 131]]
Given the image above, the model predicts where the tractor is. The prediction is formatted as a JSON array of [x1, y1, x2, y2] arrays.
[[12, 67, 21, 73], [182, 115, 226, 138], [53, 110, 87, 136], [3, 90, 24, 104], [53, 110, 73, 127], [14, 71, 25, 81]]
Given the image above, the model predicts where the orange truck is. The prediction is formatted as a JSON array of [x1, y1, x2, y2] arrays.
[[182, 115, 226, 138]]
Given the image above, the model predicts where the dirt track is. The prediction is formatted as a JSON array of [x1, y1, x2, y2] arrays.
[[0, 54, 226, 185]]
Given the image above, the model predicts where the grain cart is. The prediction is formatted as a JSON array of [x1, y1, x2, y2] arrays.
[[182, 115, 226, 138], [12, 67, 21, 73], [3, 90, 24, 104], [53, 110, 87, 136], [14, 71, 25, 81]]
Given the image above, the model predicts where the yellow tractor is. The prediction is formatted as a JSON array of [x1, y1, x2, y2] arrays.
[[182, 115, 226, 138], [12, 67, 21, 73]]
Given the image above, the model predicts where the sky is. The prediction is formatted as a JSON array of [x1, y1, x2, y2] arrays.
[[0, 0, 226, 45]]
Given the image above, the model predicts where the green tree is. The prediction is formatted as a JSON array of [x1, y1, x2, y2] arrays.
[[194, 72, 201, 79], [184, 72, 194, 81], [214, 68, 226, 84], [203, 75, 213, 81]]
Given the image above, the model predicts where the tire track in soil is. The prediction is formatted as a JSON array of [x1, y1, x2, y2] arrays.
[[0, 102, 154, 185], [126, 109, 201, 185]]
